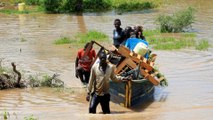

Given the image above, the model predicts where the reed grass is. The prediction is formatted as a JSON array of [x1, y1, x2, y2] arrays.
[[196, 39, 210, 50]]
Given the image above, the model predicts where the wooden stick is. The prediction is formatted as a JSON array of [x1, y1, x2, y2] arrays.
[[11, 62, 21, 85]]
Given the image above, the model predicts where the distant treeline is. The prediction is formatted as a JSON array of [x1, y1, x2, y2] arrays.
[[13, 0, 161, 13]]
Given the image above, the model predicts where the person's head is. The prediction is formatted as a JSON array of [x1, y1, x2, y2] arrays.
[[124, 26, 133, 39], [135, 26, 143, 39], [114, 19, 121, 29], [84, 42, 92, 51], [99, 50, 107, 66]]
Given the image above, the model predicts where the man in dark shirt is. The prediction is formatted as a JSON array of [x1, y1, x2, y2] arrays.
[[113, 19, 125, 48]]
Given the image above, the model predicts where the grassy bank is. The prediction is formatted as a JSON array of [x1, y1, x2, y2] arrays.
[[111, 0, 163, 12], [144, 29, 210, 50], [0, 5, 44, 14], [54, 30, 109, 45], [54, 29, 210, 50], [0, 0, 165, 14]]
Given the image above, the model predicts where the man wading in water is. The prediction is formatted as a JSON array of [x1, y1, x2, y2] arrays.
[[86, 50, 129, 114]]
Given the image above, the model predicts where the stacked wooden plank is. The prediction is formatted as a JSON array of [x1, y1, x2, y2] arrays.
[[115, 45, 165, 86], [87, 41, 166, 107]]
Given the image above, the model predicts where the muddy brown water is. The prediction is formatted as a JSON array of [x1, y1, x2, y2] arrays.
[[0, 0, 213, 120]]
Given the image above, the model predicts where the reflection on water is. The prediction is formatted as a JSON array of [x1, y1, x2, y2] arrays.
[[0, 0, 213, 120]]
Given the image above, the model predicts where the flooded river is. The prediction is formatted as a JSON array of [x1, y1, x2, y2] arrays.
[[0, 0, 213, 120]]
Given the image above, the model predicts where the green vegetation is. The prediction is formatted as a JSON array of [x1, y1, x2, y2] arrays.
[[41, 0, 161, 13], [156, 7, 196, 32], [54, 30, 109, 45], [83, 0, 111, 12], [20, 37, 27, 42], [0, 5, 44, 14], [76, 30, 108, 43], [28, 73, 64, 87], [0, 0, 167, 14], [3, 110, 9, 120], [0, 9, 30, 14], [1, 0, 163, 14], [1, 110, 38, 120], [24, 115, 38, 120], [196, 39, 210, 50], [144, 29, 210, 50], [11, 0, 43, 5], [0, 66, 7, 74], [54, 29, 211, 50], [54, 37, 74, 45], [43, 0, 61, 13], [111, 0, 159, 12]]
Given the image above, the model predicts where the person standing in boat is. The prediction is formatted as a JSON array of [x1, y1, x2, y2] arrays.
[[113, 19, 125, 48], [86, 50, 127, 114], [75, 42, 96, 85]]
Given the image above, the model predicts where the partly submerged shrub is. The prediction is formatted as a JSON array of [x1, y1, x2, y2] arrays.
[[156, 7, 196, 32]]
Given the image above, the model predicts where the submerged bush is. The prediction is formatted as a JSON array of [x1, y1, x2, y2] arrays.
[[156, 7, 196, 32]]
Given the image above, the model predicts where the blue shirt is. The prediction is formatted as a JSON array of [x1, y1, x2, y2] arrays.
[[125, 38, 149, 58]]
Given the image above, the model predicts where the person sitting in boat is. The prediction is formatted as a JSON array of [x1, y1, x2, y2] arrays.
[[124, 30, 149, 59], [113, 19, 125, 48], [121, 26, 135, 45], [134, 25, 146, 40], [75, 42, 96, 84]]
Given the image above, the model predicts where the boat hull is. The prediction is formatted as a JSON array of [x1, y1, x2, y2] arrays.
[[110, 80, 154, 107]]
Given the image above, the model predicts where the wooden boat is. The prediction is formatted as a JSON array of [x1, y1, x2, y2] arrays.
[[85, 41, 167, 107], [110, 78, 155, 107]]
